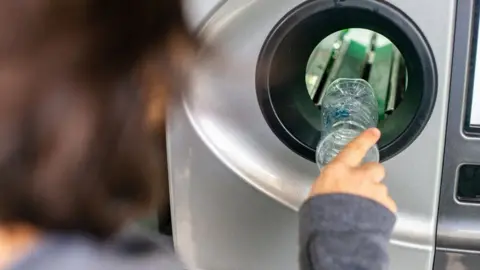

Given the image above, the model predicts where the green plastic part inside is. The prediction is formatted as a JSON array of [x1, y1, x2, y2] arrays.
[[369, 44, 394, 120], [336, 40, 368, 79]]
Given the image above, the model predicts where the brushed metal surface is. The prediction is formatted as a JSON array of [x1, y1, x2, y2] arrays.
[[183, 0, 225, 30], [435, 0, 480, 257], [169, 0, 456, 269], [434, 250, 480, 270]]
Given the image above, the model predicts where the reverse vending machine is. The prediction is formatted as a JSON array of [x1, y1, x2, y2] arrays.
[[168, 0, 480, 269]]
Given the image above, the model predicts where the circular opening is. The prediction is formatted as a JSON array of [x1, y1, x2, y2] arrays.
[[305, 28, 408, 129], [256, 0, 437, 163]]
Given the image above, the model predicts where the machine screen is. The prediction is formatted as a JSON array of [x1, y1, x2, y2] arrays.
[[469, 18, 480, 127]]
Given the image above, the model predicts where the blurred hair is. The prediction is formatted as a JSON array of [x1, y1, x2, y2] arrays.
[[0, 0, 197, 239]]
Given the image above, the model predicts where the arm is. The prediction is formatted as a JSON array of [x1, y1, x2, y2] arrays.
[[299, 194, 396, 270]]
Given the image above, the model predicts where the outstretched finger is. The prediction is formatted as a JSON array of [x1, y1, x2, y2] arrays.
[[334, 128, 381, 167]]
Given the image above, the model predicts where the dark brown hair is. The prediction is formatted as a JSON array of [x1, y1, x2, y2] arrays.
[[0, 0, 196, 239]]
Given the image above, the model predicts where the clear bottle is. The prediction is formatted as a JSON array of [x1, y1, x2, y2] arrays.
[[316, 78, 379, 169]]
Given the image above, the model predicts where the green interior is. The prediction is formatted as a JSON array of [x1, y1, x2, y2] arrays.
[[306, 28, 408, 123]]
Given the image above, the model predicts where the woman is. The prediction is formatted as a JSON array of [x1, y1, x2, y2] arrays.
[[0, 1, 396, 269]]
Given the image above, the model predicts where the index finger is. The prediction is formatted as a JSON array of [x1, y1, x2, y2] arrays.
[[333, 128, 381, 167]]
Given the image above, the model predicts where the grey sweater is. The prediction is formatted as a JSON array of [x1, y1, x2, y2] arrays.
[[9, 194, 396, 270]]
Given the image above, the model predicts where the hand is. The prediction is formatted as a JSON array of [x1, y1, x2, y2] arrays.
[[310, 128, 397, 213]]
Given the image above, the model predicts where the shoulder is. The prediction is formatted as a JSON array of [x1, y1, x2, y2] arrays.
[[11, 225, 183, 270]]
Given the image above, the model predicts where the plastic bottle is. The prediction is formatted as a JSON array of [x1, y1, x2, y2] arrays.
[[316, 78, 379, 169]]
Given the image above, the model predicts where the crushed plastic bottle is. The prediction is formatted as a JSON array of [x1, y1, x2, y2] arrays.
[[316, 78, 379, 169]]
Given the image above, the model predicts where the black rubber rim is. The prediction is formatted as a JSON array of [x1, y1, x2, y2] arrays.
[[256, 0, 437, 162]]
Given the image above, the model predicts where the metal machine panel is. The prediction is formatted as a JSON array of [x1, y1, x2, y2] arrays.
[[434, 0, 480, 269], [183, 0, 225, 30], [169, 0, 456, 269]]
